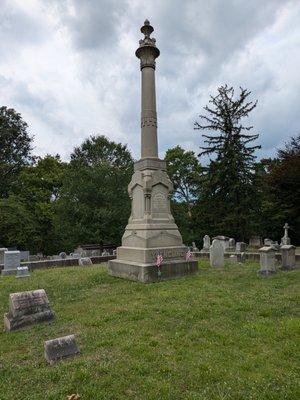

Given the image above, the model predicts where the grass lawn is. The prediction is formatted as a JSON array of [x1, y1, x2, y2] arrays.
[[0, 261, 299, 400]]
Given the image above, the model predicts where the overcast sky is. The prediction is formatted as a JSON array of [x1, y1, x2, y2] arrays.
[[1, 0, 299, 161]]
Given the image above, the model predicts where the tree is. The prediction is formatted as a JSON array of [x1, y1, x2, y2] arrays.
[[194, 85, 261, 240], [258, 135, 300, 244], [165, 146, 202, 245], [0, 155, 66, 254], [55, 135, 134, 251], [0, 106, 33, 197]]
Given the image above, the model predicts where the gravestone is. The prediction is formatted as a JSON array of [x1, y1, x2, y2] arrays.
[[228, 238, 235, 250], [1, 251, 21, 276], [202, 235, 211, 251], [212, 236, 229, 251], [280, 245, 296, 270], [79, 257, 93, 266], [257, 246, 276, 276], [59, 252, 67, 259], [281, 223, 291, 246], [192, 242, 199, 252], [210, 239, 224, 268], [44, 335, 80, 364], [20, 251, 30, 261], [236, 242, 246, 253], [249, 236, 262, 248], [16, 266, 30, 278], [112, 249, 117, 256], [237, 252, 246, 263], [101, 250, 110, 256], [0, 248, 8, 264], [4, 289, 55, 331]]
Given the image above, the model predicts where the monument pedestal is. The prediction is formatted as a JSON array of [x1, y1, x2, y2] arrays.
[[108, 258, 198, 283]]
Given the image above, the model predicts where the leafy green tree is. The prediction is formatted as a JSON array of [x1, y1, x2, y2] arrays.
[[194, 85, 261, 240], [165, 146, 202, 245], [0, 155, 66, 253], [0, 106, 33, 197], [258, 135, 300, 244], [55, 135, 133, 251]]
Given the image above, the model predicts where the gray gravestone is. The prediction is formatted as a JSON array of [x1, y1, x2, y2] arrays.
[[249, 237, 262, 248], [4, 289, 55, 331], [0, 248, 8, 264], [20, 251, 30, 261], [210, 239, 224, 268], [79, 257, 93, 266], [101, 250, 110, 256], [202, 235, 210, 251], [236, 242, 246, 253], [237, 252, 246, 263], [228, 238, 235, 250], [280, 245, 296, 270], [191, 242, 199, 252], [257, 246, 276, 276], [212, 236, 229, 251], [281, 223, 291, 246], [59, 252, 67, 259], [1, 251, 21, 276], [44, 335, 80, 364], [16, 266, 30, 278]]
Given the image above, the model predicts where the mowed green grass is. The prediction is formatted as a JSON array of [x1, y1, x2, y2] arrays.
[[0, 261, 299, 400]]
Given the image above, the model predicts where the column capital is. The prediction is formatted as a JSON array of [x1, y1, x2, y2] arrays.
[[135, 20, 160, 69]]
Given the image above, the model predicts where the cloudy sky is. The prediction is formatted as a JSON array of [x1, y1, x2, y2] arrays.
[[1, 0, 299, 161]]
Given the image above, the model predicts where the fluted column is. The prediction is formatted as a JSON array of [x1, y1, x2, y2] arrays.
[[136, 20, 160, 159]]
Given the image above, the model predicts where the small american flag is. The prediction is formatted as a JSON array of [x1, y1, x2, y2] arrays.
[[156, 253, 164, 267], [186, 248, 193, 261]]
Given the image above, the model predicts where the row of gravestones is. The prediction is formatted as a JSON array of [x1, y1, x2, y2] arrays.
[[209, 238, 296, 275], [4, 289, 80, 364], [0, 249, 96, 277]]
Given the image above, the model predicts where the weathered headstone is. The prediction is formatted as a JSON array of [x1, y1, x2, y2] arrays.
[[237, 252, 246, 263], [0, 248, 8, 264], [1, 251, 21, 276], [202, 235, 211, 251], [20, 250, 30, 261], [16, 266, 30, 278], [112, 249, 117, 256], [281, 223, 291, 246], [44, 335, 80, 364], [280, 245, 296, 270], [210, 239, 224, 268], [228, 238, 235, 250], [258, 246, 276, 276], [249, 236, 262, 248], [191, 242, 199, 252], [4, 289, 55, 331], [78, 257, 93, 266], [212, 236, 229, 251], [101, 250, 110, 256], [236, 242, 246, 253], [59, 252, 67, 259]]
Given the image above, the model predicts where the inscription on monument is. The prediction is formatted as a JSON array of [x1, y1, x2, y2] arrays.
[[153, 192, 167, 210], [151, 248, 186, 260]]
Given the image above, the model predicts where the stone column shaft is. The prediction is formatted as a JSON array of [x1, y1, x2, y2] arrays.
[[141, 67, 158, 158]]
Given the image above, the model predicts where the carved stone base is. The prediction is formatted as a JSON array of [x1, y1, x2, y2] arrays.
[[108, 258, 198, 283], [4, 310, 55, 332]]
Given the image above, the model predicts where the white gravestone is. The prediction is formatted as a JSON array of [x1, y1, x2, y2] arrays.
[[2, 251, 21, 276], [280, 245, 296, 270], [0, 248, 8, 264], [79, 257, 93, 266], [236, 242, 246, 253], [228, 238, 235, 250], [212, 236, 229, 252], [210, 239, 224, 268], [16, 266, 30, 278], [258, 246, 276, 276], [202, 235, 211, 251]]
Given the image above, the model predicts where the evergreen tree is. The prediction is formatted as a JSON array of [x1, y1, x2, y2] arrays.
[[194, 85, 261, 240]]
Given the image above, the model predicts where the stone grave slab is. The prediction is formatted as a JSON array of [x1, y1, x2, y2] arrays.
[[79, 257, 93, 266], [4, 289, 55, 331], [1, 251, 20, 276], [16, 266, 30, 278], [44, 335, 79, 364]]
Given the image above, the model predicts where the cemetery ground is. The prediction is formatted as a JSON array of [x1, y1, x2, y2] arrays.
[[0, 262, 299, 400]]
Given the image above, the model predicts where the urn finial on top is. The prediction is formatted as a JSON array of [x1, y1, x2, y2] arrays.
[[136, 19, 160, 69]]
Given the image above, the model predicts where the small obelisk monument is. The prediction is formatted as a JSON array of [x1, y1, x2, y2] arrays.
[[108, 20, 198, 282]]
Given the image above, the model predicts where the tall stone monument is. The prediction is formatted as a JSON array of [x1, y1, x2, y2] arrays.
[[108, 20, 198, 283], [281, 223, 291, 245]]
